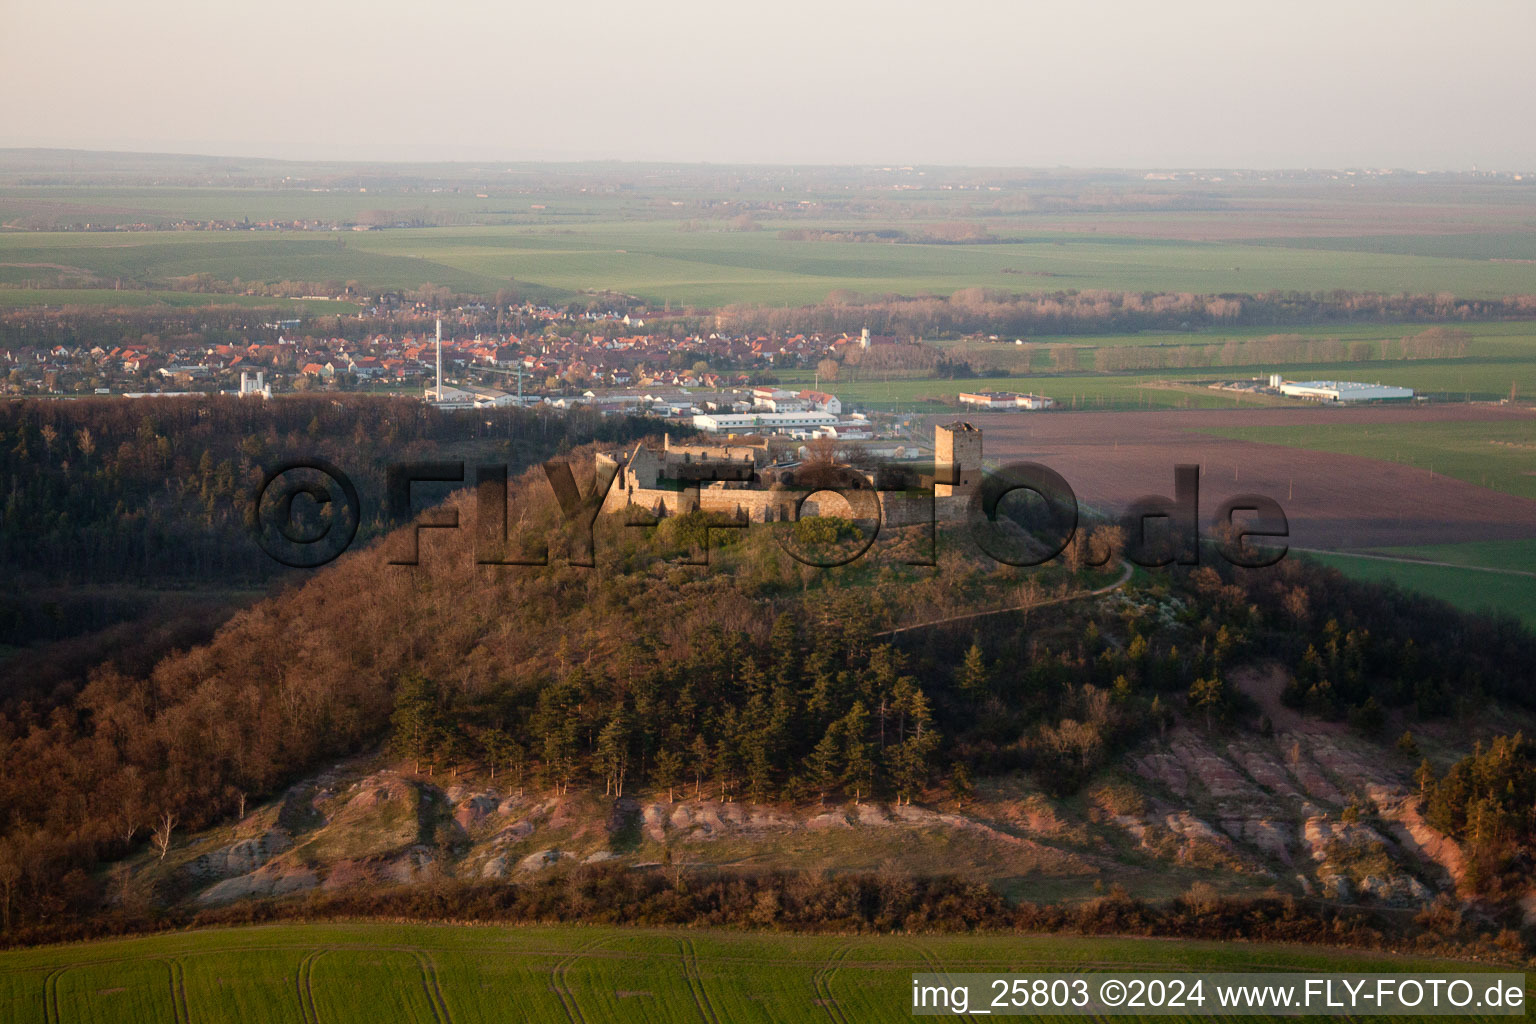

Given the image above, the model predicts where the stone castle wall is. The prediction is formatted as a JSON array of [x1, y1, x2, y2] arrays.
[[599, 423, 982, 528], [605, 484, 971, 528]]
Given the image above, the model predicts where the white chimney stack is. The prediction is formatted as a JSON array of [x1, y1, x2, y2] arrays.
[[435, 318, 443, 400]]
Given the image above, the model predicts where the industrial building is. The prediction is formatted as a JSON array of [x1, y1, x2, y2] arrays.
[[1275, 378, 1414, 403], [692, 411, 840, 433], [957, 391, 1055, 410]]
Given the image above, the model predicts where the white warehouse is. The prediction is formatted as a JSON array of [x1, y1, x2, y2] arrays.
[[692, 411, 840, 433], [1278, 379, 1415, 403]]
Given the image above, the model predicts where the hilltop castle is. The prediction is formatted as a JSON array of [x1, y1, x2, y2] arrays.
[[597, 423, 984, 525]]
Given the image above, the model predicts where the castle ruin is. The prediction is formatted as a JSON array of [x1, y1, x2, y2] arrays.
[[596, 422, 984, 525]]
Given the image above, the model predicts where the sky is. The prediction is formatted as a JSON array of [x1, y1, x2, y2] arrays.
[[3, 0, 1534, 169]]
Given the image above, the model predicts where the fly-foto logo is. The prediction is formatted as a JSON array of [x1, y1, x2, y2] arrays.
[[250, 458, 1288, 570]]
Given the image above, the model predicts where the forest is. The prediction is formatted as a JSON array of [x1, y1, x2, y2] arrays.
[[0, 396, 666, 589]]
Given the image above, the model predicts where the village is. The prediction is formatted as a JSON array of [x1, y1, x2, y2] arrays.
[[1, 303, 870, 400], [1, 304, 1065, 443]]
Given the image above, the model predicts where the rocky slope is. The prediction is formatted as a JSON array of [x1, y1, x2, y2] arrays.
[[123, 667, 1507, 919]]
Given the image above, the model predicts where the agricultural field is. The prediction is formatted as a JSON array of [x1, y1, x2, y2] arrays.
[[820, 373, 1245, 413], [950, 406, 1536, 628], [1301, 548, 1536, 631], [1358, 538, 1536, 575], [0, 288, 355, 312], [0, 922, 1523, 1024], [818, 364, 1534, 413], [6, 222, 1536, 308], [953, 405, 1536, 550], [940, 320, 1536, 366], [1196, 415, 1536, 501]]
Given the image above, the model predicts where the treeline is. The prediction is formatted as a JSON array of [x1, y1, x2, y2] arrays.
[[0, 396, 664, 585], [4, 865, 1528, 963], [779, 222, 998, 244], [1093, 328, 1472, 372], [719, 289, 1536, 338], [1270, 569, 1535, 723]]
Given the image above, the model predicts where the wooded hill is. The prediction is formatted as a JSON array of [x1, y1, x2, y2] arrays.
[[1, 446, 1534, 935]]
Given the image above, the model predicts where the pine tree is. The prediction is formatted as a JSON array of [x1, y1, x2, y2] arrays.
[[958, 642, 989, 698], [1415, 758, 1435, 797], [769, 612, 799, 690], [595, 715, 630, 797], [805, 722, 842, 803], [654, 748, 684, 802], [542, 721, 579, 795], [948, 761, 974, 803], [390, 672, 443, 774], [889, 687, 938, 805], [689, 734, 711, 800], [840, 701, 874, 804]]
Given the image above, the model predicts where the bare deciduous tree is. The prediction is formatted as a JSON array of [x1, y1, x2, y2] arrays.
[[152, 812, 176, 862]]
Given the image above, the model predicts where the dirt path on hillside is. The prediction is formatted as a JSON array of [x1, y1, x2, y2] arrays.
[[876, 559, 1132, 637]]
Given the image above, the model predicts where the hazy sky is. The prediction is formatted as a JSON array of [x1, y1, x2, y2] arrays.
[[3, 0, 1533, 169]]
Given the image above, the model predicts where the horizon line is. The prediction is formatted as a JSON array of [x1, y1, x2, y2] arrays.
[[0, 146, 1528, 177]]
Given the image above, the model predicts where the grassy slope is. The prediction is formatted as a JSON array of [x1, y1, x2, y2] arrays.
[[0, 923, 1523, 1024]]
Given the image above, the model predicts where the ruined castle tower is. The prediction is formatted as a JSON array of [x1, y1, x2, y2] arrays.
[[934, 421, 982, 497]]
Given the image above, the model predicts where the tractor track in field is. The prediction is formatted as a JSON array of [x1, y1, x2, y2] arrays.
[[812, 944, 854, 1024], [411, 950, 453, 1024], [167, 957, 191, 1024], [550, 936, 609, 1024], [678, 936, 721, 1024], [8, 932, 1435, 1024], [38, 956, 189, 1023], [296, 948, 325, 1024], [910, 941, 977, 1024], [42, 966, 64, 1024]]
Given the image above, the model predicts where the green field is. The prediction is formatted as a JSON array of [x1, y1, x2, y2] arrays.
[[940, 321, 1536, 371], [800, 322, 1536, 410], [1197, 417, 1536, 500], [1304, 547, 1536, 631], [0, 922, 1523, 1023], [809, 368, 1536, 414], [820, 374, 1253, 412], [1361, 539, 1536, 575], [7, 218, 1536, 308], [0, 287, 356, 312]]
